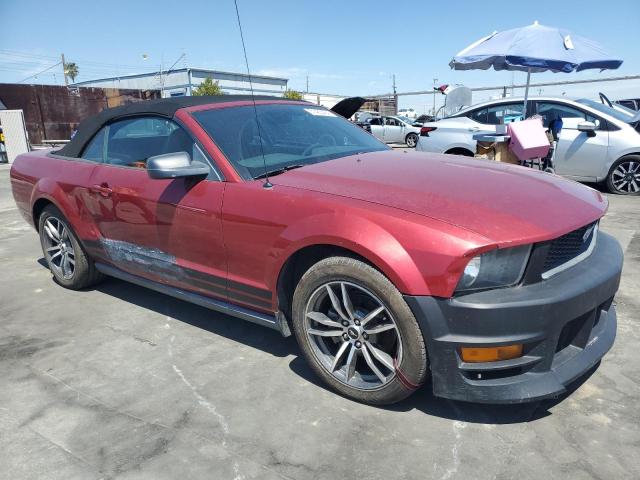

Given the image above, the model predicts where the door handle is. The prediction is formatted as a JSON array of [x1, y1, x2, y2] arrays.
[[90, 184, 113, 198]]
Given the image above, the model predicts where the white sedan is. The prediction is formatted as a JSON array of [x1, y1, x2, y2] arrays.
[[415, 96, 640, 195], [364, 116, 422, 147]]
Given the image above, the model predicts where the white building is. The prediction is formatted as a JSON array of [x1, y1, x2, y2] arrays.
[[73, 67, 289, 98], [73, 67, 349, 109]]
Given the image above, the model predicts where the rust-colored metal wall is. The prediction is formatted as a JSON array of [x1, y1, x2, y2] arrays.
[[0, 84, 160, 144]]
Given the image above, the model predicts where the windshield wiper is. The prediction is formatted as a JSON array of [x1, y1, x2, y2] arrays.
[[253, 164, 305, 180]]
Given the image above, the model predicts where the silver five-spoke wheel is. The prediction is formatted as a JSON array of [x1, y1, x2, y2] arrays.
[[42, 216, 76, 280], [611, 160, 640, 194], [304, 281, 402, 390]]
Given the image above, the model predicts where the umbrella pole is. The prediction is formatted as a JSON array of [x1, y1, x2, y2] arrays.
[[523, 68, 531, 118]]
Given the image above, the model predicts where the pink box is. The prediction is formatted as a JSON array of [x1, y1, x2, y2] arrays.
[[507, 118, 550, 161]]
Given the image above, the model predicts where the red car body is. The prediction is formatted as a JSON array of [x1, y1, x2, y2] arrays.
[[10, 97, 623, 403]]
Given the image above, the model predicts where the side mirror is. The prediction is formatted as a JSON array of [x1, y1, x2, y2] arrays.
[[147, 151, 210, 179], [577, 121, 597, 137]]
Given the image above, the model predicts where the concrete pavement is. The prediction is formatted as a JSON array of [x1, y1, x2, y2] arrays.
[[0, 163, 639, 479]]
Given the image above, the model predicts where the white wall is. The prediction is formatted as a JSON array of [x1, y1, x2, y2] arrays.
[[0, 110, 29, 163]]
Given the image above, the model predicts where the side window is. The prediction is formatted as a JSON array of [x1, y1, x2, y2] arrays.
[[369, 118, 382, 126], [105, 117, 195, 168], [486, 103, 524, 125], [468, 108, 488, 124], [535, 102, 596, 128], [80, 128, 106, 162], [384, 117, 399, 126]]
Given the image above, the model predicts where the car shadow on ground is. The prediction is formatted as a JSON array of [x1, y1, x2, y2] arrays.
[[40, 259, 599, 425], [38, 262, 298, 359], [289, 354, 600, 425]]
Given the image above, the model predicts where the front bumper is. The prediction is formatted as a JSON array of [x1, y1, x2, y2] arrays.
[[405, 232, 623, 404]]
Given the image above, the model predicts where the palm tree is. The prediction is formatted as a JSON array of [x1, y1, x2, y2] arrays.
[[64, 62, 79, 83]]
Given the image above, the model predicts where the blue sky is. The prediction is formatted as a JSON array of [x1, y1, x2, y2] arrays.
[[2, 0, 639, 111]]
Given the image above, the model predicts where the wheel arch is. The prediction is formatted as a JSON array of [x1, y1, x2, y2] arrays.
[[612, 152, 640, 165], [444, 147, 474, 157], [276, 244, 377, 322], [32, 197, 55, 231], [29, 179, 96, 241], [270, 213, 436, 323], [405, 131, 419, 143], [606, 153, 640, 193]]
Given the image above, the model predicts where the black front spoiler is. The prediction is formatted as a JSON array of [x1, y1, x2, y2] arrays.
[[405, 232, 623, 404]]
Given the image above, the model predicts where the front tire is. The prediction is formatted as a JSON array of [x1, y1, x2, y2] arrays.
[[405, 132, 418, 148], [607, 156, 640, 195], [38, 205, 104, 289], [291, 256, 428, 405]]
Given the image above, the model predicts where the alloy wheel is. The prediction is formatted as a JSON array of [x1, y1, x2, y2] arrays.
[[612, 160, 640, 193], [42, 217, 76, 280], [304, 281, 402, 390], [406, 134, 417, 148]]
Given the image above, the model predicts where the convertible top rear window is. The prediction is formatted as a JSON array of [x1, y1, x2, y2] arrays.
[[193, 104, 388, 179]]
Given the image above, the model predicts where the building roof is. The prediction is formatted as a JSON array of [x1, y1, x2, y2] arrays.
[[57, 94, 290, 158], [72, 67, 288, 86]]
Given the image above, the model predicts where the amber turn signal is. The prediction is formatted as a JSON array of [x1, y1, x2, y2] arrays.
[[460, 344, 523, 363]]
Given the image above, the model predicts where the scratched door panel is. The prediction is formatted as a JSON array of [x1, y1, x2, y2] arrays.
[[87, 164, 227, 302]]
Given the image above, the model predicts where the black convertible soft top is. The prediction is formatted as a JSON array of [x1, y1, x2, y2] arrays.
[[57, 94, 294, 158]]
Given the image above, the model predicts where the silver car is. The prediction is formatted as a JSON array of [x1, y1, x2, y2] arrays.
[[416, 96, 640, 195], [366, 116, 422, 147]]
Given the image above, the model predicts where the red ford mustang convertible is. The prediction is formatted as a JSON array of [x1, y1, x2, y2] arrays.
[[10, 96, 623, 405]]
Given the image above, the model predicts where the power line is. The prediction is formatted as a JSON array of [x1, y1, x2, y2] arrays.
[[0, 49, 59, 60], [164, 53, 186, 74], [17, 61, 62, 83], [0, 49, 144, 71]]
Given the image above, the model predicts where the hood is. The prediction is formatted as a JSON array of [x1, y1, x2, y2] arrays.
[[330, 97, 367, 119], [274, 151, 607, 246]]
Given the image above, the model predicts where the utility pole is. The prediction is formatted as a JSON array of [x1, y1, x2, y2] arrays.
[[61, 53, 68, 86], [432, 77, 438, 116], [306, 75, 309, 93], [392, 74, 397, 115]]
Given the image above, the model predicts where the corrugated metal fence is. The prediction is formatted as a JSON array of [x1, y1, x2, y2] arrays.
[[0, 84, 160, 144]]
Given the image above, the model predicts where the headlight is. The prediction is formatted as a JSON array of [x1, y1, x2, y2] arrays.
[[456, 244, 531, 293]]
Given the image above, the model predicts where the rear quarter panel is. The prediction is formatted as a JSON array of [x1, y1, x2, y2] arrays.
[[416, 118, 479, 154], [10, 150, 98, 239]]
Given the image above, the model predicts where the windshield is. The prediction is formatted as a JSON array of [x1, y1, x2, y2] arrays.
[[576, 98, 635, 122], [193, 104, 389, 179]]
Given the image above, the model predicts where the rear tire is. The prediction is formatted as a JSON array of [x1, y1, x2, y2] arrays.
[[291, 256, 428, 405], [405, 133, 418, 148], [38, 205, 104, 289], [606, 156, 640, 195]]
